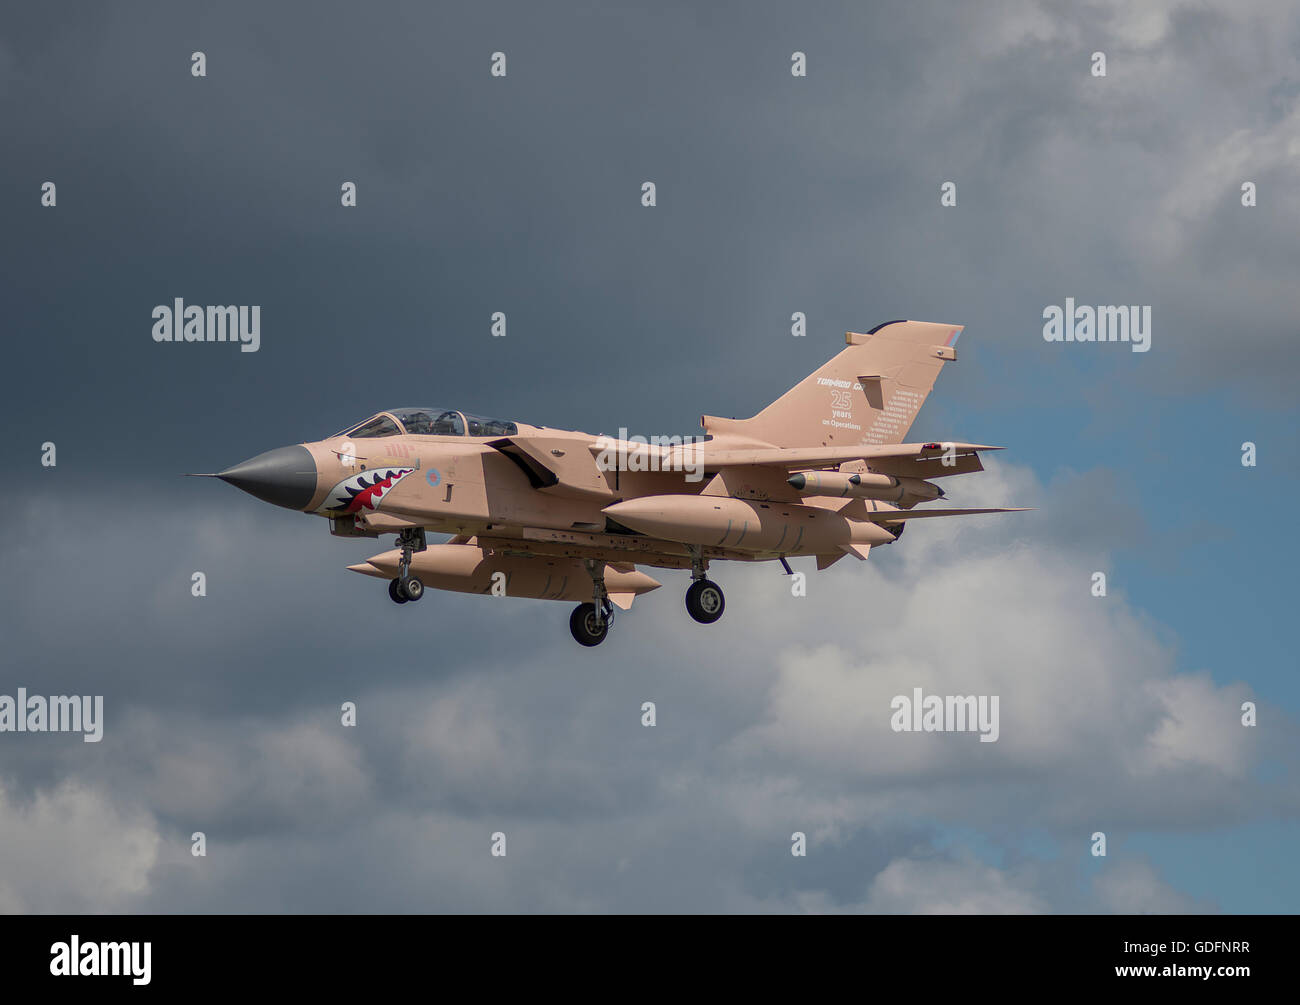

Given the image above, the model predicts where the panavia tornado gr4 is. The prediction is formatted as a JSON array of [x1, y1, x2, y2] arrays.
[[200, 321, 1024, 646]]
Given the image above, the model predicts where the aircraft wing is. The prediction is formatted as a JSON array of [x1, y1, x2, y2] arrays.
[[667, 440, 1003, 477]]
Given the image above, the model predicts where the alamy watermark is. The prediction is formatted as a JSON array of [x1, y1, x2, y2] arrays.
[[0, 689, 103, 742], [50, 936, 150, 985], [593, 428, 706, 482], [890, 688, 999, 742], [152, 298, 260, 352], [1042, 299, 1151, 353]]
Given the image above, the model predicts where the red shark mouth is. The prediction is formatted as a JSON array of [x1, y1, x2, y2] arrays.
[[319, 466, 415, 514]]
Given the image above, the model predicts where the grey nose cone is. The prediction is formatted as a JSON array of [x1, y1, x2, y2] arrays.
[[217, 445, 317, 510]]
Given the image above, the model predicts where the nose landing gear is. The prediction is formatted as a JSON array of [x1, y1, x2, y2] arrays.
[[388, 527, 426, 604], [388, 576, 424, 603], [569, 559, 615, 646]]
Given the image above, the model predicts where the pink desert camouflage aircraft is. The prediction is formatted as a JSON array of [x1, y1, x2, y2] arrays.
[[200, 321, 1024, 646]]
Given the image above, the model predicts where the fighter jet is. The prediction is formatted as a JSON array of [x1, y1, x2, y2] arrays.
[[200, 321, 1024, 645]]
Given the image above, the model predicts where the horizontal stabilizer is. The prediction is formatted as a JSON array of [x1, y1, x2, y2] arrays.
[[839, 543, 873, 560], [866, 506, 1030, 523]]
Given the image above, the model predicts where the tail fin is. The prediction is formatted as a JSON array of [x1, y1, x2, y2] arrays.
[[702, 320, 963, 448]]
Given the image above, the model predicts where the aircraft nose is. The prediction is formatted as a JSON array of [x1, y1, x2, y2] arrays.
[[217, 445, 317, 510]]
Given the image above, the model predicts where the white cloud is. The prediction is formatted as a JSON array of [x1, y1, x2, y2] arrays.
[[708, 461, 1270, 836], [2, 449, 1292, 912], [0, 780, 159, 912], [863, 856, 1050, 914], [5, 452, 1293, 911], [1092, 858, 1211, 913]]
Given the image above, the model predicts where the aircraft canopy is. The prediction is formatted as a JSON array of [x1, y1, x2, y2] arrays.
[[338, 408, 519, 439]]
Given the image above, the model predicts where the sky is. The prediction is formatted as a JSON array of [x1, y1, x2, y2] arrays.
[[1, 0, 1297, 912]]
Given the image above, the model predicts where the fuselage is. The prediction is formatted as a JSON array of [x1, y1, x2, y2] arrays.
[[218, 408, 904, 571]]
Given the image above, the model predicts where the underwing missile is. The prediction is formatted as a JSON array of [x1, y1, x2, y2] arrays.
[[787, 470, 943, 502]]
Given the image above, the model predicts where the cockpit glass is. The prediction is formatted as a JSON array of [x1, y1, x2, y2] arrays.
[[385, 407, 519, 437], [343, 415, 400, 438], [389, 408, 438, 435], [431, 410, 465, 436], [463, 413, 519, 437]]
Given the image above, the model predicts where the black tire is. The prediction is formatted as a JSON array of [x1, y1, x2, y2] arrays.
[[403, 576, 424, 602], [569, 602, 609, 647], [389, 579, 408, 604], [685, 579, 725, 624]]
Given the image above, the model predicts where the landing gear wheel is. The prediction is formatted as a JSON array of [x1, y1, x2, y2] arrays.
[[392, 528, 427, 605], [569, 602, 610, 647], [685, 579, 725, 624]]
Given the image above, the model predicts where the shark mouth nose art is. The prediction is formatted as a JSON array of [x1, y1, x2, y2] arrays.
[[318, 466, 415, 514]]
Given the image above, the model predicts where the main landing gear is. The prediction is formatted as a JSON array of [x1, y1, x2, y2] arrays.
[[570, 559, 615, 647], [564, 553, 727, 644], [684, 548, 725, 625], [388, 527, 427, 605], [686, 579, 725, 623]]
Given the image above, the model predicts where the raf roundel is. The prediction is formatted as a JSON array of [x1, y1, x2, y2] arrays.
[[425, 468, 441, 488]]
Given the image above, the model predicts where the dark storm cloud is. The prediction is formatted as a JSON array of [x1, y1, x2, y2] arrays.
[[2, 0, 1297, 913], [4, 0, 1297, 470]]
